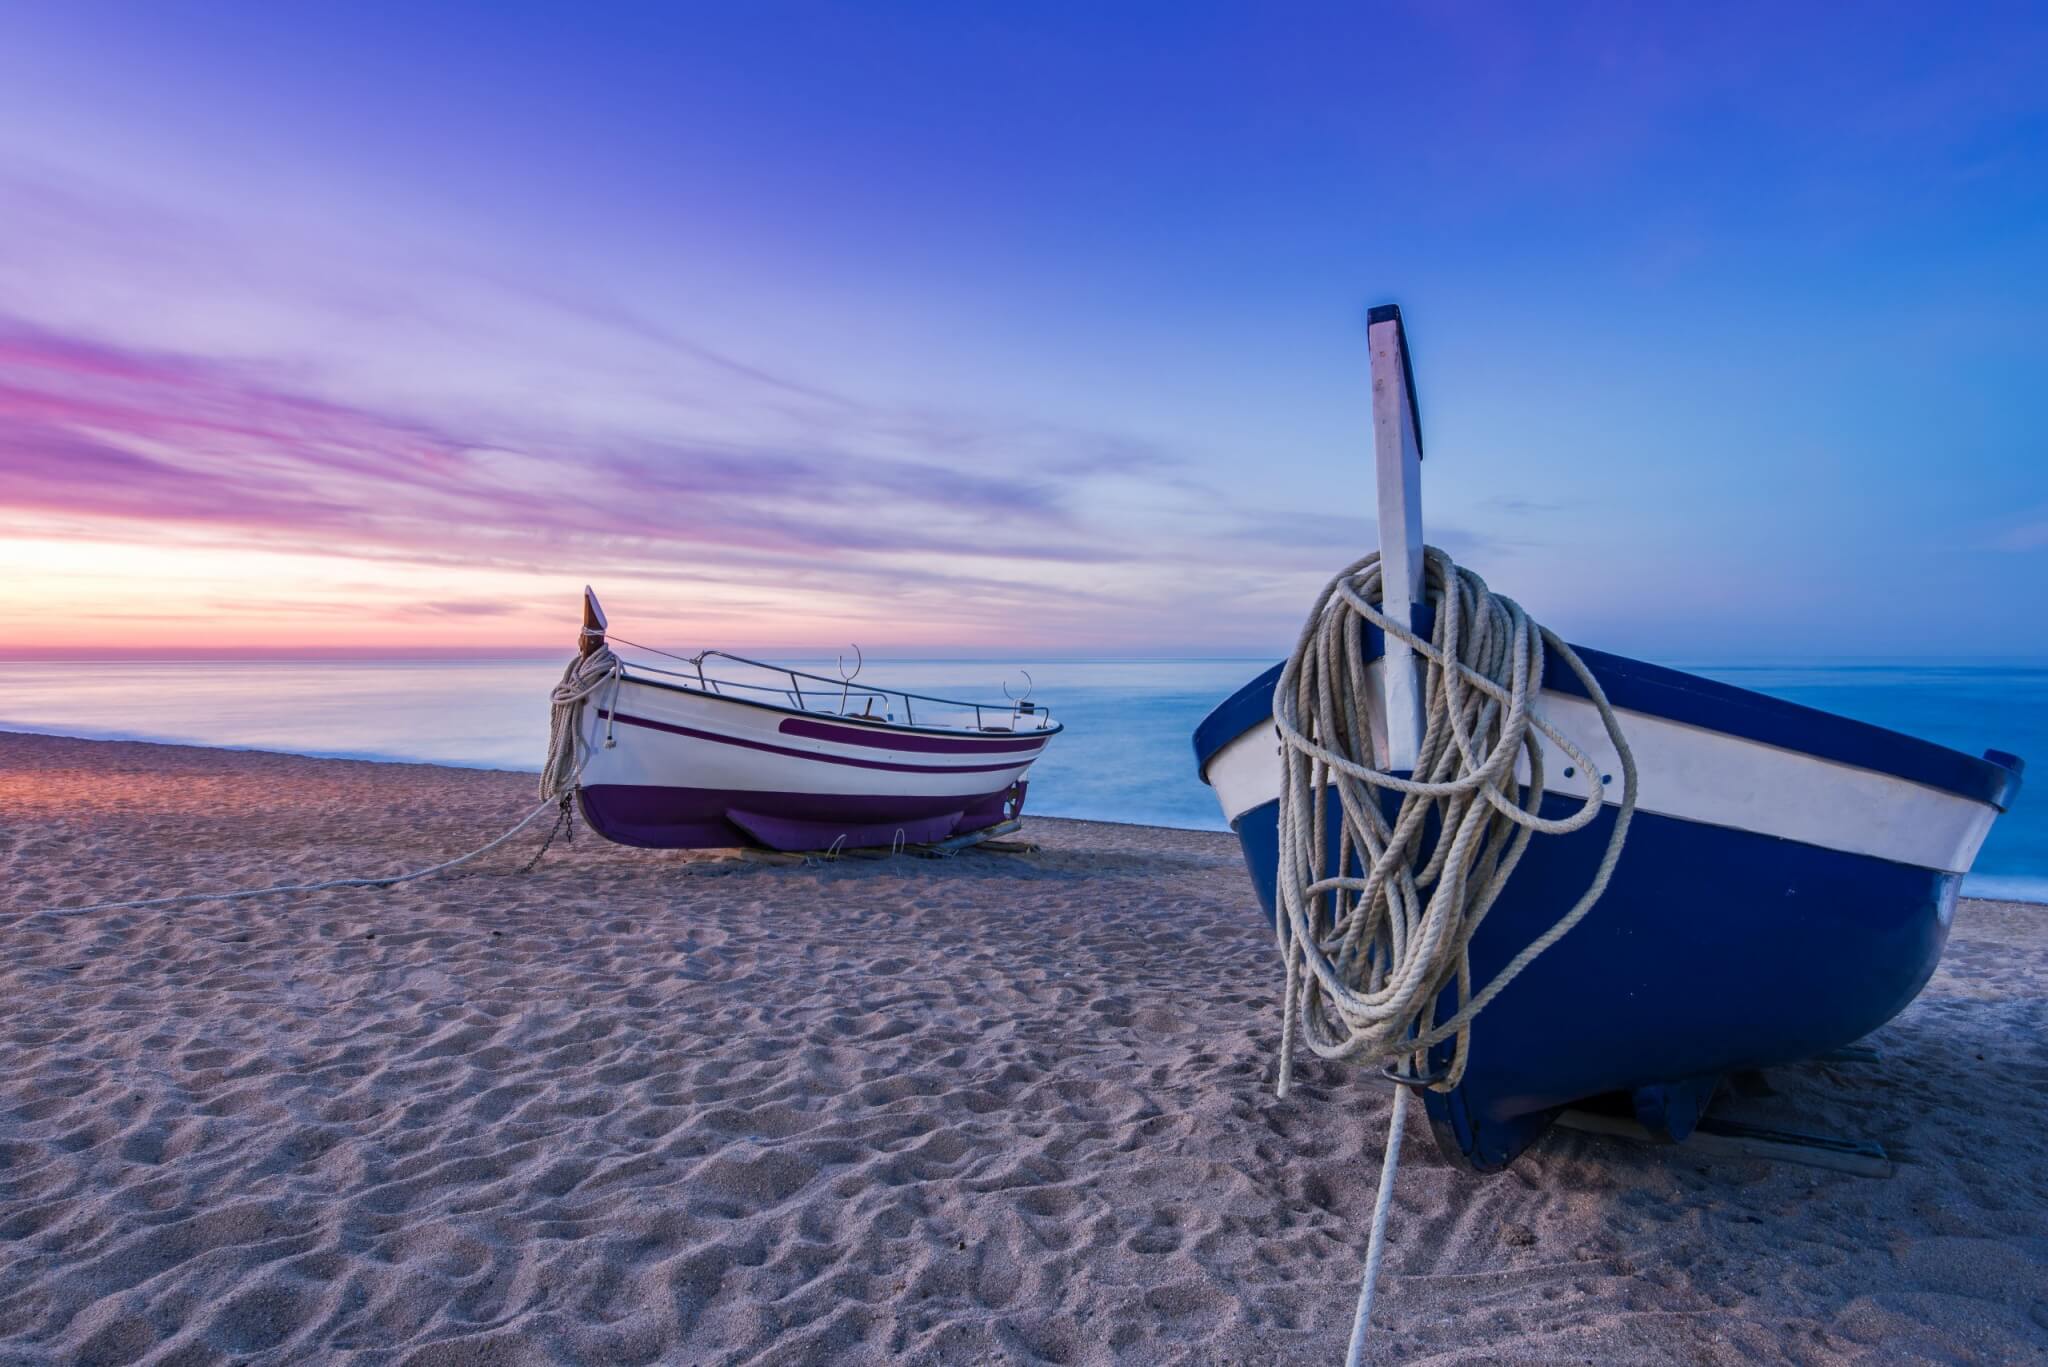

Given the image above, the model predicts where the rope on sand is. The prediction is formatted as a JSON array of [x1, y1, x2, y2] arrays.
[[1269, 546, 1636, 1363], [16, 649, 622, 922]]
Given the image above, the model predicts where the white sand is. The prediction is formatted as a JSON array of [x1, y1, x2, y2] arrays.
[[2, 731, 2044, 1364]]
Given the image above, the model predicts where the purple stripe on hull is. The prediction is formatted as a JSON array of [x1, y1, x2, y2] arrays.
[[578, 780, 1028, 852], [598, 709, 1031, 775], [777, 715, 1048, 754]]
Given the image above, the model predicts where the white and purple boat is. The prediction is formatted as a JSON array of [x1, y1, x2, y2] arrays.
[[1193, 306, 2025, 1172], [566, 591, 1060, 852]]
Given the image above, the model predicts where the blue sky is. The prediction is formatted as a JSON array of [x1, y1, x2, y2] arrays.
[[0, 1, 2043, 658]]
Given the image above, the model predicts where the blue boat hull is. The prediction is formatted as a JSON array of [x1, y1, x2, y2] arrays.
[[1197, 644, 2019, 1171], [1229, 791, 1958, 1170]]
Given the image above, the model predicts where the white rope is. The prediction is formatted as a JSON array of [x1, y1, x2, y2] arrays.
[[1345, 1086, 1409, 1366], [541, 642, 623, 803], [1270, 546, 1635, 1359], [17, 647, 622, 922]]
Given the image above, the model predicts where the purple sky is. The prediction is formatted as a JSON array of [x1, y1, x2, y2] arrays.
[[1, 2, 2044, 659]]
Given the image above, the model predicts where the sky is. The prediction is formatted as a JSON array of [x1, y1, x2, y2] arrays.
[[0, 1, 2044, 661]]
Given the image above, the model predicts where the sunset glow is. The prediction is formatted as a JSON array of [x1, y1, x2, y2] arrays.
[[2, 3, 2044, 660]]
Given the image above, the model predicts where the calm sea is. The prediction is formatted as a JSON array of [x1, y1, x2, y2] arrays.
[[1, 658, 2040, 901]]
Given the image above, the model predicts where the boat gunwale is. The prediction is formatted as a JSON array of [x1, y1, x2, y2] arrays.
[[613, 665, 1066, 745], [1191, 622, 2021, 811]]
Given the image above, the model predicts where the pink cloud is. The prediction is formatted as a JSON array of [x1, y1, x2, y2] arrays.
[[0, 318, 1136, 582]]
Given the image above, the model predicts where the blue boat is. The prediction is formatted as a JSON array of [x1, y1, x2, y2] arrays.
[[1193, 307, 2025, 1172]]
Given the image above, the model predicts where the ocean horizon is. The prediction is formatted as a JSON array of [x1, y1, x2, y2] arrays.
[[3, 656, 2040, 903]]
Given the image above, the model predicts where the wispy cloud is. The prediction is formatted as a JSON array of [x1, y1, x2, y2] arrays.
[[1478, 495, 1574, 516], [0, 315, 1145, 573], [1986, 507, 2048, 552], [414, 599, 522, 618], [0, 282, 1357, 655]]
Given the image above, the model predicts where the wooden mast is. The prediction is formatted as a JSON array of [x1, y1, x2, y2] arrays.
[[1366, 304, 1426, 772], [579, 586, 608, 659]]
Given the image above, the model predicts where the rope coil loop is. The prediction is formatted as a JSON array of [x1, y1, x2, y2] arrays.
[[542, 644, 623, 803], [1269, 546, 1635, 1362], [1272, 546, 1636, 1097]]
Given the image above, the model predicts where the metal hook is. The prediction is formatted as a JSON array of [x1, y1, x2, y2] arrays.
[[1002, 669, 1034, 703], [1380, 1059, 1449, 1089], [836, 644, 864, 717]]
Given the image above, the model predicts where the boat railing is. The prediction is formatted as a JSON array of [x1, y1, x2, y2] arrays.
[[609, 642, 1056, 733]]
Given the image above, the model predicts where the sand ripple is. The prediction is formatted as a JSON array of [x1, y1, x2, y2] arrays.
[[2, 733, 2045, 1363]]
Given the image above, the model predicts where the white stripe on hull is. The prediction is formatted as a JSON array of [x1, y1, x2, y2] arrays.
[[1206, 661, 1997, 875], [579, 676, 1049, 799]]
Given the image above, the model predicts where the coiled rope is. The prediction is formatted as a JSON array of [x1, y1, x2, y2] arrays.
[[16, 647, 622, 921], [541, 643, 622, 804], [1270, 546, 1635, 1364]]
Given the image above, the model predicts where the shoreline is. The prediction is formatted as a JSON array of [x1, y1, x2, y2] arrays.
[[4, 731, 2045, 1362], [2, 724, 2039, 905]]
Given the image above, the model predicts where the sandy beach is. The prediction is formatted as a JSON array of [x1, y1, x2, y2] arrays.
[[2, 730, 2044, 1365]]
